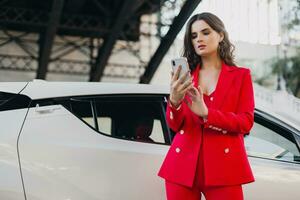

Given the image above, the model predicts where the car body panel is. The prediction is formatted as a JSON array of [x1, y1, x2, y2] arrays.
[[0, 109, 28, 200], [245, 157, 300, 200], [0, 82, 28, 94], [19, 105, 168, 200]]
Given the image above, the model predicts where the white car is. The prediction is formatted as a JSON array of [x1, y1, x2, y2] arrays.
[[1, 80, 300, 200]]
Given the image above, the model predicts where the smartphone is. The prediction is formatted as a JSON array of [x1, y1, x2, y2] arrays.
[[171, 57, 190, 80]]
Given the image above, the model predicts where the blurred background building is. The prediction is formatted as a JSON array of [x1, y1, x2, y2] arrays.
[[0, 0, 299, 124]]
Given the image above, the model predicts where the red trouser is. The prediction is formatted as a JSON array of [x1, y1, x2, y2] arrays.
[[165, 144, 244, 200], [165, 181, 243, 200]]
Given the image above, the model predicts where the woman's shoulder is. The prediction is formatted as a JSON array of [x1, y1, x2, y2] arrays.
[[230, 65, 251, 75]]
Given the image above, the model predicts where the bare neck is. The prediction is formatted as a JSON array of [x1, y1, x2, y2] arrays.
[[201, 54, 222, 70]]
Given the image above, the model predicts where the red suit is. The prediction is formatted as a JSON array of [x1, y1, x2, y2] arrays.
[[158, 62, 255, 198]]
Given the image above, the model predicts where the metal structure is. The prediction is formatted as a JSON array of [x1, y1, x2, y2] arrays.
[[0, 0, 201, 82]]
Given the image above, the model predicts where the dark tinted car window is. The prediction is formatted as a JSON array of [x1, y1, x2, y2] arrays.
[[0, 92, 31, 111], [59, 95, 170, 144]]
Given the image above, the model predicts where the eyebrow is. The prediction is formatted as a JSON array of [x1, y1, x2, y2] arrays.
[[191, 28, 211, 34]]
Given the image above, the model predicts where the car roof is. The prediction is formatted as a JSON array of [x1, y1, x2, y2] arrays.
[[0, 80, 169, 100], [0, 82, 28, 94]]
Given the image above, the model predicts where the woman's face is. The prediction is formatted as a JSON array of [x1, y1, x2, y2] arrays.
[[191, 20, 223, 57]]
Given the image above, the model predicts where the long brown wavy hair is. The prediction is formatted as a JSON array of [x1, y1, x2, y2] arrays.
[[182, 12, 236, 72]]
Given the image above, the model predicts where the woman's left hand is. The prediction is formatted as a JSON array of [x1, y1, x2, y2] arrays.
[[185, 85, 208, 118]]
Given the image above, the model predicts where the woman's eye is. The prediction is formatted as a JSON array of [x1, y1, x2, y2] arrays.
[[192, 34, 197, 39], [203, 32, 210, 35]]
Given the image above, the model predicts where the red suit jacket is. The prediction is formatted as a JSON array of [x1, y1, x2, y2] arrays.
[[158, 62, 255, 187]]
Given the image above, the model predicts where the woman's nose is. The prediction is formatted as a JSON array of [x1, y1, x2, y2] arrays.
[[196, 35, 203, 42]]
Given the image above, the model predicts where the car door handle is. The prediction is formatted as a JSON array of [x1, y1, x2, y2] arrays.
[[35, 104, 61, 114]]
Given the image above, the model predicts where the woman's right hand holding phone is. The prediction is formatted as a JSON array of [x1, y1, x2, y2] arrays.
[[169, 65, 193, 108]]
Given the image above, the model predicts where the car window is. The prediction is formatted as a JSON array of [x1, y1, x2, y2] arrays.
[[94, 98, 166, 144], [0, 92, 31, 111], [245, 122, 300, 163], [68, 99, 95, 128], [62, 96, 168, 144]]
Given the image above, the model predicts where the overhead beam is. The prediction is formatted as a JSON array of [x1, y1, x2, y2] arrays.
[[36, 0, 64, 79], [139, 0, 202, 84], [89, 0, 145, 82], [92, 0, 110, 17]]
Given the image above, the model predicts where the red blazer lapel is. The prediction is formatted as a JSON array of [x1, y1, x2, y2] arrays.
[[212, 62, 236, 109], [192, 62, 236, 110]]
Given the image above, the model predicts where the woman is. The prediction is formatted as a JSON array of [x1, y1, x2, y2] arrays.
[[158, 12, 255, 200]]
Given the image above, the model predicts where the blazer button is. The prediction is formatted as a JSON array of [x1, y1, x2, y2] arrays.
[[170, 111, 173, 120], [224, 148, 230, 154], [175, 147, 181, 153], [180, 130, 184, 135], [210, 97, 214, 101], [222, 130, 227, 134]]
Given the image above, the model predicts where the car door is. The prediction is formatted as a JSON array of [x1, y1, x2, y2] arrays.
[[18, 95, 170, 200], [0, 86, 31, 200], [243, 111, 300, 200]]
